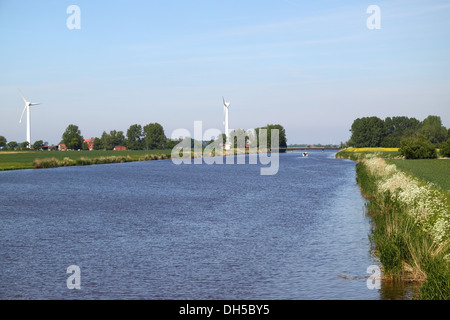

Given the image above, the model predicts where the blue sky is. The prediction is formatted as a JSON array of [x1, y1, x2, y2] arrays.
[[1, 0, 449, 145]]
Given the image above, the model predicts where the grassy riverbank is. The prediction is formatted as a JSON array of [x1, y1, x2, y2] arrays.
[[0, 148, 266, 171], [0, 150, 173, 171], [337, 149, 450, 299]]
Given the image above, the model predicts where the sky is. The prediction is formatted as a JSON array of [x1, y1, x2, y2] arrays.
[[1, 0, 449, 145]]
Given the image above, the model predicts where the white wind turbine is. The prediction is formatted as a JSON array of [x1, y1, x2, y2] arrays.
[[18, 89, 40, 148], [222, 97, 231, 150]]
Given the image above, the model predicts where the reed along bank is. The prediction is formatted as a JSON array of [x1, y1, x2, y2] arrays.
[[336, 149, 450, 300]]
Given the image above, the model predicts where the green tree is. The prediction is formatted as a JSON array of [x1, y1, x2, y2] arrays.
[[99, 130, 125, 150], [101, 131, 114, 150], [93, 137, 103, 150], [246, 129, 257, 148], [126, 124, 143, 150], [32, 140, 45, 150], [215, 133, 226, 145], [269, 124, 288, 152], [255, 124, 288, 152], [61, 124, 83, 150], [350, 117, 385, 147], [7, 141, 18, 150], [381, 116, 421, 147], [399, 134, 437, 159], [193, 138, 203, 150], [143, 123, 166, 150], [0, 136, 6, 148], [229, 128, 248, 148], [112, 130, 125, 147], [166, 138, 181, 149], [420, 115, 447, 147], [440, 138, 450, 157], [20, 141, 30, 150]]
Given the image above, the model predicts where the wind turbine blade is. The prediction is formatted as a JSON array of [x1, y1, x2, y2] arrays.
[[18, 89, 27, 103], [19, 105, 27, 123]]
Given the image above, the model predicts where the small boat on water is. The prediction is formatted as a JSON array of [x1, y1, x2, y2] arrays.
[[302, 152, 309, 157]]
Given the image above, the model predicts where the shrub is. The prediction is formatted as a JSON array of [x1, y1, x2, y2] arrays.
[[440, 138, 450, 157], [75, 157, 90, 166], [399, 135, 437, 159], [33, 157, 59, 168]]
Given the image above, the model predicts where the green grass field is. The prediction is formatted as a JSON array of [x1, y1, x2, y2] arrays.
[[0, 149, 173, 171], [389, 159, 450, 191], [336, 149, 449, 191]]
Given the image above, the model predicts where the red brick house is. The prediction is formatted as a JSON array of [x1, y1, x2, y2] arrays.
[[114, 145, 126, 151], [84, 138, 94, 151]]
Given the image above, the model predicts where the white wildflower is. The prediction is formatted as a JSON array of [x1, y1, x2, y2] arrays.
[[365, 157, 449, 245]]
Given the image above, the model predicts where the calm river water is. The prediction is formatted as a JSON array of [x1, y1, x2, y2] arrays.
[[1, 150, 389, 299]]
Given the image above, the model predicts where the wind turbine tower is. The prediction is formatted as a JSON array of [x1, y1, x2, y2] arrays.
[[222, 97, 231, 150], [18, 89, 40, 148]]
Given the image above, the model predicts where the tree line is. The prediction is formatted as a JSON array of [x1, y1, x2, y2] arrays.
[[211, 124, 287, 151], [1, 123, 288, 152], [0, 137, 47, 150], [169, 124, 287, 152], [88, 123, 287, 152], [0, 123, 170, 151], [347, 115, 448, 148], [346, 115, 450, 158], [61, 122, 171, 150]]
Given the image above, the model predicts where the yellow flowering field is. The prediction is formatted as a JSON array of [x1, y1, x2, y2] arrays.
[[346, 147, 399, 152]]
